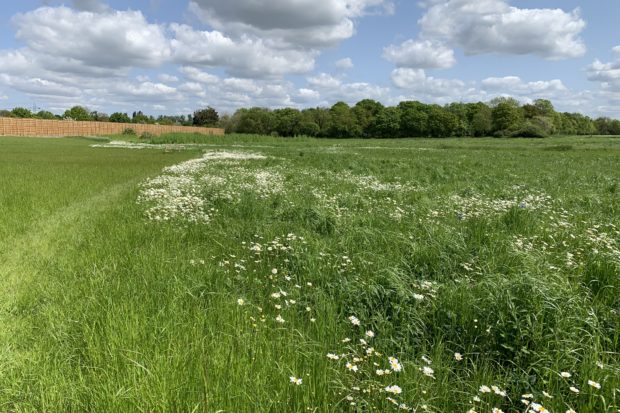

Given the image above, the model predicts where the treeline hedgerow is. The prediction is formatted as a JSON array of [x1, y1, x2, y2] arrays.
[[3, 97, 620, 137]]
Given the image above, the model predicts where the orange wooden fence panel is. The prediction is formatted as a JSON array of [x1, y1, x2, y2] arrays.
[[0, 117, 224, 137]]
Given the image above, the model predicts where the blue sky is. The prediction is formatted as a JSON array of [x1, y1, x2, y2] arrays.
[[1, 0, 620, 117]]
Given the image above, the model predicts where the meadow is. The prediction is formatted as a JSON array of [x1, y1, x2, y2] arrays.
[[0, 134, 618, 412]]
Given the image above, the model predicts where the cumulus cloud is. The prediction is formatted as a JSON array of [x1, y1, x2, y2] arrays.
[[481, 76, 567, 101], [13, 7, 171, 72], [390, 68, 468, 97], [307, 73, 342, 89], [587, 46, 620, 94], [383, 39, 455, 69], [170, 24, 316, 78], [418, 0, 586, 60], [188, 0, 390, 48], [158, 74, 179, 83], [335, 58, 354, 69]]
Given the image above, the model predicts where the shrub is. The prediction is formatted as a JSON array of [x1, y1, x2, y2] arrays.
[[122, 128, 136, 136]]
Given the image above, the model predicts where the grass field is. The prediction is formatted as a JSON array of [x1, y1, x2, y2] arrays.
[[0, 135, 619, 412]]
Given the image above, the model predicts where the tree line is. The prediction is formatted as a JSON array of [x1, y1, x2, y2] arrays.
[[220, 98, 620, 138], [3, 98, 620, 137], [0, 106, 219, 127]]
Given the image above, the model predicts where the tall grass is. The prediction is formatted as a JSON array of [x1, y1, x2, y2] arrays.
[[0, 135, 618, 412]]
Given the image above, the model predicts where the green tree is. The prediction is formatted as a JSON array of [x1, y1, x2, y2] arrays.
[[353, 99, 384, 137], [374, 106, 401, 138], [490, 97, 523, 135], [132, 111, 154, 124], [109, 112, 131, 123], [469, 103, 493, 136], [273, 108, 301, 137], [64, 106, 93, 121], [36, 110, 57, 120], [193, 107, 219, 127], [235, 108, 274, 135], [11, 107, 33, 118], [398, 101, 429, 137], [426, 105, 458, 137], [329, 102, 361, 138]]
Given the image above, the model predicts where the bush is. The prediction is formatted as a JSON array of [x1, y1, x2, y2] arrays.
[[122, 128, 136, 136], [140, 132, 155, 140]]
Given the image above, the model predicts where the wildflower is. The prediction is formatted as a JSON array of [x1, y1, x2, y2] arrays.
[[454, 352, 463, 361], [305, 306, 311, 312], [365, 330, 375, 338], [389, 357, 402, 372], [522, 394, 533, 399], [566, 409, 576, 413], [596, 361, 604, 369], [237, 298, 245, 306], [492, 386, 506, 397], [569, 386, 580, 394], [384, 385, 402, 395], [376, 369, 388, 376], [472, 396, 481, 402], [542, 391, 553, 398], [348, 316, 361, 326], [271, 292, 281, 299], [271, 268, 278, 275], [346, 363, 358, 372], [310, 318, 316, 322], [588, 380, 601, 390], [421, 355, 432, 365], [275, 304, 282, 310], [468, 409, 478, 413], [421, 366, 435, 378], [492, 408, 504, 413], [327, 353, 340, 360], [521, 399, 530, 406], [275, 315, 285, 323], [289, 376, 302, 385], [530, 403, 545, 412], [342, 338, 351, 343], [560, 372, 572, 378], [479, 385, 492, 393]]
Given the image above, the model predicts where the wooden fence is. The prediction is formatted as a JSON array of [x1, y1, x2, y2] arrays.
[[0, 117, 224, 137]]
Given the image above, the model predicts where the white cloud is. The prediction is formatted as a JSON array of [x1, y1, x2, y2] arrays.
[[0, 74, 82, 97], [418, 0, 586, 60], [481, 76, 567, 95], [13, 7, 171, 73], [158, 74, 179, 83], [391, 68, 467, 97], [179, 67, 220, 85], [110, 81, 178, 99], [170, 24, 316, 78], [297, 88, 321, 102], [188, 0, 390, 48], [335, 57, 354, 69], [383, 39, 455, 69], [587, 47, 620, 98], [307, 73, 342, 89]]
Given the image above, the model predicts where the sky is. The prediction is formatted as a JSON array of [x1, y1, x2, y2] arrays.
[[1, 0, 620, 117]]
